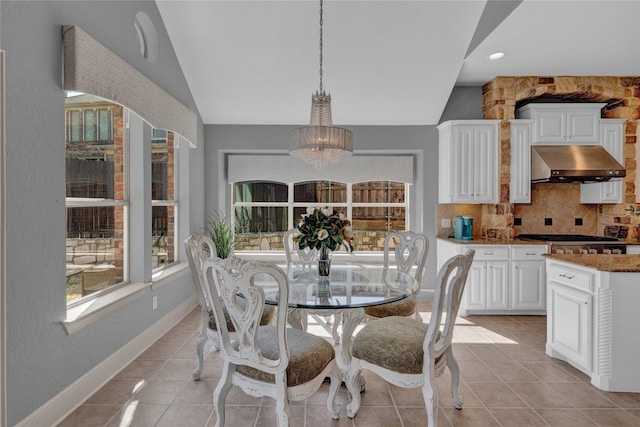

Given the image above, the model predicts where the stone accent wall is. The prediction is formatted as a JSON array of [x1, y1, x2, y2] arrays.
[[234, 230, 390, 252], [66, 238, 115, 265], [480, 76, 640, 241]]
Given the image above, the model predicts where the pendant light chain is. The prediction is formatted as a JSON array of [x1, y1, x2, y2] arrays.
[[319, 0, 324, 93]]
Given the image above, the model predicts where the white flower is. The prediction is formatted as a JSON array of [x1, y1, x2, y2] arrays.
[[338, 213, 346, 221], [297, 219, 305, 228], [316, 229, 329, 240], [306, 206, 316, 215], [320, 206, 333, 216]]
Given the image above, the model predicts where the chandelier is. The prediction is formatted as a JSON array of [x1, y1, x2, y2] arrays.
[[290, 0, 353, 169]]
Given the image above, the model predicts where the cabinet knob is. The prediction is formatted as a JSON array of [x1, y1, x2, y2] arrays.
[[559, 273, 574, 279]]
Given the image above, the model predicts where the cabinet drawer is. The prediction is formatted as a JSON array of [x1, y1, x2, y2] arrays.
[[511, 245, 548, 260], [547, 262, 594, 292], [467, 245, 509, 260]]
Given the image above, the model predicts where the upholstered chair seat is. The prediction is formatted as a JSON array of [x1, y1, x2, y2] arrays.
[[363, 298, 416, 319], [235, 325, 335, 386]]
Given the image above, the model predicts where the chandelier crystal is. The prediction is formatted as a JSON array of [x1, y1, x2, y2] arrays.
[[290, 0, 353, 169]]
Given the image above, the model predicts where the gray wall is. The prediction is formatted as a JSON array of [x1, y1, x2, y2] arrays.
[[1, 1, 204, 424], [203, 97, 477, 295]]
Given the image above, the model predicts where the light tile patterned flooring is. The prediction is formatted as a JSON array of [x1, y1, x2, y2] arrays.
[[59, 302, 640, 426]]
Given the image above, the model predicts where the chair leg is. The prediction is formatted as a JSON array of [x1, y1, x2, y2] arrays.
[[421, 361, 439, 427], [446, 348, 464, 409], [213, 361, 233, 427], [331, 313, 341, 345], [274, 373, 291, 427], [193, 317, 209, 381], [326, 363, 341, 419], [345, 359, 362, 418]]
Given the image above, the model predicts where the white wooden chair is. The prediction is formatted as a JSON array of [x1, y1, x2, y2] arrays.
[[283, 228, 318, 267], [203, 256, 341, 426], [184, 234, 275, 380], [364, 231, 429, 320], [283, 228, 341, 343], [345, 249, 475, 426]]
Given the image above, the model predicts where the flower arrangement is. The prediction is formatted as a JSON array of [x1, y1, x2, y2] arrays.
[[295, 206, 354, 254]]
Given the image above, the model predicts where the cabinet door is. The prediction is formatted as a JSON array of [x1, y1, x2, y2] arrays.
[[472, 126, 498, 203], [566, 109, 600, 144], [511, 260, 545, 310], [548, 283, 592, 372], [463, 262, 487, 311], [452, 125, 477, 203], [486, 261, 509, 310], [510, 120, 532, 203], [581, 120, 624, 203], [535, 109, 565, 143]]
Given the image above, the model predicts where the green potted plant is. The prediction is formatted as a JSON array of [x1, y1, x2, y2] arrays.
[[204, 210, 235, 259]]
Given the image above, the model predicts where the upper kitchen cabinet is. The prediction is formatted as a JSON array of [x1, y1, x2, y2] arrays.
[[580, 119, 626, 204], [438, 120, 500, 204], [510, 119, 534, 203], [516, 103, 606, 144]]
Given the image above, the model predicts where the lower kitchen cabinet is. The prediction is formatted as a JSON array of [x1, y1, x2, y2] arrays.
[[545, 258, 640, 392], [436, 239, 547, 316], [547, 281, 592, 372]]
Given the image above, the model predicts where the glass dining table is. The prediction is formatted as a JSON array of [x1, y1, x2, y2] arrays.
[[253, 262, 420, 373]]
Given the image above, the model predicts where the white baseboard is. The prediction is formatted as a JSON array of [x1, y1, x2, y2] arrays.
[[15, 295, 198, 427]]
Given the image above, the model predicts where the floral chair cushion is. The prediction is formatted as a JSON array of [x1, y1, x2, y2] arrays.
[[352, 316, 440, 375], [363, 297, 416, 318], [235, 326, 335, 387]]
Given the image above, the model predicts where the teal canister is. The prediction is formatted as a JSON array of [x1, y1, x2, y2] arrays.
[[461, 215, 474, 240], [453, 216, 464, 240]]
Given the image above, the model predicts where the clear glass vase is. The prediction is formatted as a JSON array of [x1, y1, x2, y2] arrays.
[[318, 246, 332, 277]]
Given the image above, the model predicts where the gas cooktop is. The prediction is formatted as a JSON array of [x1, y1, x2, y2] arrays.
[[517, 234, 619, 242]]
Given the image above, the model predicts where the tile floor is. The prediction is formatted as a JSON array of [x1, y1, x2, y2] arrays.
[[59, 303, 640, 426]]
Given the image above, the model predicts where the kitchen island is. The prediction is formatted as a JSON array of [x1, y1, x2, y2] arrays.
[[544, 254, 640, 392]]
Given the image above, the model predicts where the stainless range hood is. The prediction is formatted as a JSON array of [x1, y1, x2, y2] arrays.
[[531, 145, 626, 183]]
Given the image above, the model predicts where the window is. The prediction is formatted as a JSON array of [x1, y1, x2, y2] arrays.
[[151, 129, 178, 270], [232, 180, 408, 252], [65, 94, 127, 303]]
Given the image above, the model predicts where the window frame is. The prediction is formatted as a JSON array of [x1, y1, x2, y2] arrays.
[[231, 180, 410, 253]]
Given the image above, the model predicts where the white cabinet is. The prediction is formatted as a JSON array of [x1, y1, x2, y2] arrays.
[[464, 251, 509, 313], [517, 103, 605, 144], [545, 258, 640, 392], [580, 119, 625, 204], [436, 240, 548, 316], [438, 120, 500, 204], [511, 245, 547, 310], [548, 281, 592, 372], [510, 119, 533, 203], [546, 260, 594, 373]]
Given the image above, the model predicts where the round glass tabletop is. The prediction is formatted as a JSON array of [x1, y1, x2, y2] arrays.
[[254, 263, 419, 310]]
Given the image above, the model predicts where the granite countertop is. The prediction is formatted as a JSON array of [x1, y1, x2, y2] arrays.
[[543, 254, 640, 272], [437, 237, 545, 245]]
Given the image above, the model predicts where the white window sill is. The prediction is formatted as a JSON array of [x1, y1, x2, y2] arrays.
[[63, 263, 190, 335]]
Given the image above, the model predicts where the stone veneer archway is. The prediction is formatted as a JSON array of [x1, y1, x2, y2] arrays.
[[480, 76, 640, 240]]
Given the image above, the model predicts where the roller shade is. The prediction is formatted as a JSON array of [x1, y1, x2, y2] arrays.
[[228, 155, 414, 184], [62, 25, 197, 146]]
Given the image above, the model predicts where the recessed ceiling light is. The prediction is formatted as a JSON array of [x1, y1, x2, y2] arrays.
[[488, 52, 506, 60]]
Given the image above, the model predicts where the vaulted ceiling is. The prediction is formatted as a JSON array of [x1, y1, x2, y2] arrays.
[[156, 0, 640, 126]]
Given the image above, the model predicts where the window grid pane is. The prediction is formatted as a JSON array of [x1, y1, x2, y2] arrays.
[[151, 130, 176, 270], [233, 180, 408, 252], [65, 95, 126, 303]]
